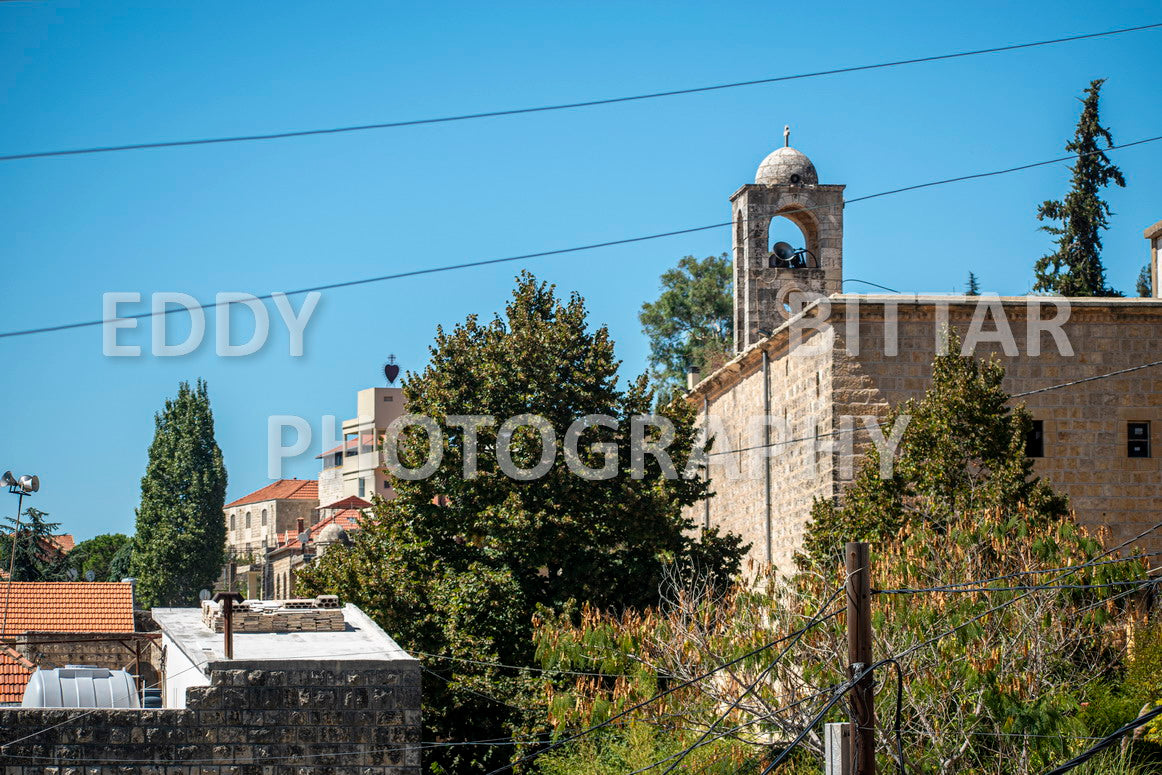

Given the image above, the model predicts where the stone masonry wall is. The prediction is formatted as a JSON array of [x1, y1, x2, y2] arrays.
[[832, 298, 1162, 557], [16, 632, 162, 689], [692, 317, 835, 574], [689, 297, 1162, 571], [0, 660, 421, 774]]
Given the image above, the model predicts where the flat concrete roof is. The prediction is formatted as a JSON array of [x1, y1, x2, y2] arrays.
[[153, 603, 416, 675]]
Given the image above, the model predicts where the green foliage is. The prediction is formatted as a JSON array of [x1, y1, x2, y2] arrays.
[[298, 272, 744, 773], [534, 508, 1149, 775], [800, 330, 1067, 567], [0, 506, 66, 581], [130, 379, 227, 608], [639, 253, 733, 392], [68, 533, 131, 582], [1032, 79, 1126, 296], [1136, 264, 1152, 297], [966, 271, 981, 295], [107, 536, 135, 582]]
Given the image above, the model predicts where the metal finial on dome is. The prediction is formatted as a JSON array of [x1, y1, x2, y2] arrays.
[[783, 125, 790, 147]]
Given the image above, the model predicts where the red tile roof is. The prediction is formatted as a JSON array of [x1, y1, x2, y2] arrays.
[[276, 508, 365, 551], [0, 646, 35, 704], [51, 535, 75, 554], [224, 479, 319, 508], [0, 582, 135, 704], [321, 495, 372, 511]]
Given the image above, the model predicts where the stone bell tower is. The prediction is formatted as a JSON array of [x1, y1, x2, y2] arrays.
[[732, 128, 844, 352]]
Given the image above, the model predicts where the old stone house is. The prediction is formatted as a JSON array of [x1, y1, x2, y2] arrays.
[[268, 496, 368, 599], [686, 141, 1162, 572], [0, 581, 154, 705], [0, 596, 421, 773]]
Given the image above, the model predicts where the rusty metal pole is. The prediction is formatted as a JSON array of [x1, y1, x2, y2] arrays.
[[222, 596, 234, 659], [846, 541, 875, 775]]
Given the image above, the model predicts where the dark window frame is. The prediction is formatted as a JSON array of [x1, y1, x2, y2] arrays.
[[1128, 422, 1151, 458], [1026, 420, 1044, 458]]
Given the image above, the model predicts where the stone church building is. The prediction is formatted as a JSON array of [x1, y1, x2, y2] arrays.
[[686, 138, 1162, 572]]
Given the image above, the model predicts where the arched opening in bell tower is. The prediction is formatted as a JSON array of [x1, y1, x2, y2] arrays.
[[765, 207, 820, 269]]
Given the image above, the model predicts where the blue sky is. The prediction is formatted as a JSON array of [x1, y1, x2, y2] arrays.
[[1, 1, 1159, 541]]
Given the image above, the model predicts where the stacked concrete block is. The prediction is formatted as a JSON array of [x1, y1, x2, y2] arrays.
[[201, 597, 346, 633]]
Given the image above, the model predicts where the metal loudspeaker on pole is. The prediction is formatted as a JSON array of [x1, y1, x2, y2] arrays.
[[2, 469, 42, 639]]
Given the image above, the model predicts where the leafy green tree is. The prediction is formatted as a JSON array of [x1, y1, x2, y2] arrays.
[[299, 272, 744, 773], [966, 271, 981, 295], [534, 507, 1149, 775], [130, 380, 227, 608], [639, 253, 732, 392], [68, 533, 131, 582], [0, 507, 67, 581], [800, 331, 1067, 566], [1033, 79, 1126, 296], [1137, 264, 1152, 297]]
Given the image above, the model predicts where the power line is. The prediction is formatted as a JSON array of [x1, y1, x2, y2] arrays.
[[414, 649, 634, 678], [875, 577, 1160, 595], [871, 550, 1162, 593], [3, 23, 1159, 164], [657, 586, 846, 773], [844, 278, 901, 293], [1012, 356, 1162, 397], [480, 606, 845, 775], [1041, 704, 1162, 775], [2, 133, 1159, 342]]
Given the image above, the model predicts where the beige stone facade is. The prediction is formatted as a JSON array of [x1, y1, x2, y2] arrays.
[[317, 386, 406, 504], [689, 142, 1162, 573], [689, 294, 1162, 573]]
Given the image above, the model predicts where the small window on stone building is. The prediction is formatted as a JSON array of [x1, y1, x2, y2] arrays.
[[815, 372, 821, 397], [230, 513, 235, 530], [383, 395, 394, 402], [1128, 422, 1151, 458], [261, 508, 268, 526], [1025, 420, 1044, 458], [245, 512, 252, 528]]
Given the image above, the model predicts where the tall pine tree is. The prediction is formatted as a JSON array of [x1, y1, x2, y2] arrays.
[[1032, 79, 1126, 296], [131, 380, 227, 608]]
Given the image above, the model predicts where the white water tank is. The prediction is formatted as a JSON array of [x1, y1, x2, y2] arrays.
[[21, 666, 141, 708]]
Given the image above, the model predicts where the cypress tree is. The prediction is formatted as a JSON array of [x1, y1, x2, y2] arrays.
[[966, 272, 981, 296], [131, 380, 227, 607], [1032, 79, 1126, 296]]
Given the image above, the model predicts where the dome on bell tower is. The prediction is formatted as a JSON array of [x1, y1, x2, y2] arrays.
[[755, 146, 818, 186], [755, 125, 817, 186]]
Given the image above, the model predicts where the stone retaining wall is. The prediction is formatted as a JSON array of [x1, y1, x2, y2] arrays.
[[0, 660, 421, 774]]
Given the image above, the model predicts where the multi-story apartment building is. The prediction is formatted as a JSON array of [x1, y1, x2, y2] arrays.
[[317, 386, 405, 504]]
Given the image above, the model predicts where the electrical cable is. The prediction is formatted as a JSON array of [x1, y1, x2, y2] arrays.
[[624, 683, 846, 775], [844, 278, 901, 293], [1039, 704, 1162, 775], [870, 549, 1162, 594], [874, 577, 1160, 595], [1, 134, 1159, 341], [2, 23, 1159, 163], [657, 585, 847, 773], [882, 657, 907, 775], [478, 608, 846, 775]]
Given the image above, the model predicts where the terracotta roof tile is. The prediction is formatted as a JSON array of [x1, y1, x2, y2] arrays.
[[321, 496, 372, 511], [224, 479, 319, 509], [278, 509, 365, 550], [0, 582, 134, 704]]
